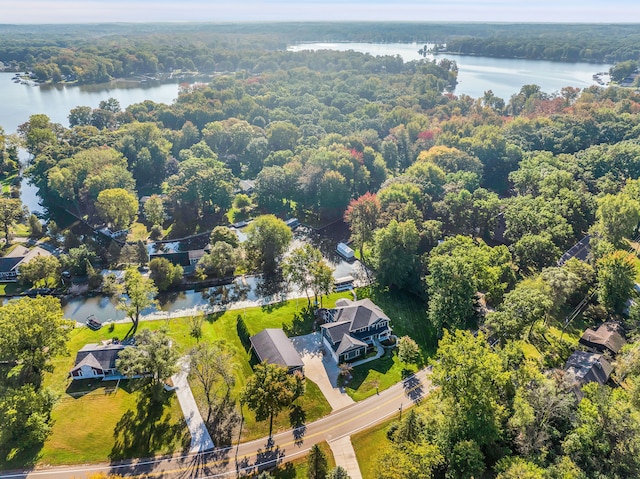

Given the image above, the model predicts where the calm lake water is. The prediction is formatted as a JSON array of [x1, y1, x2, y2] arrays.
[[0, 73, 182, 134], [288, 42, 610, 100]]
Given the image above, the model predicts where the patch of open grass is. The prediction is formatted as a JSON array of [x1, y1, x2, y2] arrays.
[[352, 419, 395, 479], [127, 221, 149, 242], [0, 174, 18, 195]]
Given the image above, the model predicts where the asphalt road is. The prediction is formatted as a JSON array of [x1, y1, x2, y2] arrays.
[[1, 369, 433, 479]]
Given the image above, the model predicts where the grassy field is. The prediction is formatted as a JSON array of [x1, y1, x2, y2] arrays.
[[28, 291, 359, 467], [9, 285, 430, 468]]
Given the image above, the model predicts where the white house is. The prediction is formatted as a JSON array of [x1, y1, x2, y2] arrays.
[[69, 343, 126, 380]]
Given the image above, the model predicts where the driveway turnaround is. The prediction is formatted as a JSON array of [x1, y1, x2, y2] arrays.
[[171, 357, 215, 453], [328, 436, 363, 479], [291, 333, 355, 410]]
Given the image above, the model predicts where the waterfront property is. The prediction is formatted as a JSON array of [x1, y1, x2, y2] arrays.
[[250, 328, 305, 374], [0, 245, 52, 282], [321, 298, 392, 363], [69, 342, 127, 380]]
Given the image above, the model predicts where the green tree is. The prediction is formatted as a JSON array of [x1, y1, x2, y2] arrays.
[[18, 255, 61, 288], [283, 244, 323, 303], [189, 341, 235, 423], [427, 254, 476, 333], [595, 193, 640, 245], [485, 281, 553, 341], [244, 215, 292, 273], [118, 267, 158, 334], [198, 242, 239, 278], [326, 466, 350, 479], [28, 214, 43, 239], [0, 385, 58, 452], [447, 439, 486, 479], [209, 226, 240, 248], [143, 194, 165, 226], [267, 121, 300, 151], [306, 444, 328, 479], [95, 188, 139, 231], [116, 328, 179, 401], [344, 192, 380, 261], [512, 233, 562, 272], [372, 219, 420, 290], [397, 336, 420, 365], [495, 457, 545, 479], [311, 259, 334, 307], [61, 245, 97, 276], [240, 361, 304, 436], [597, 250, 636, 314], [149, 257, 183, 291], [431, 329, 509, 449], [0, 296, 73, 382], [562, 383, 640, 478], [0, 197, 25, 245]]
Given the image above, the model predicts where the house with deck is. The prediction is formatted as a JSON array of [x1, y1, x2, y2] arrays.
[[321, 298, 392, 363]]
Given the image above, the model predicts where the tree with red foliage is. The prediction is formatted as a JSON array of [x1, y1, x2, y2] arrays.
[[344, 192, 380, 262]]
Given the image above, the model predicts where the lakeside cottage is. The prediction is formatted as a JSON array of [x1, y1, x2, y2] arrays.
[[69, 343, 126, 380], [321, 298, 392, 363]]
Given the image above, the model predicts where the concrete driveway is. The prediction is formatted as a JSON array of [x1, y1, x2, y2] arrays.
[[291, 332, 355, 411]]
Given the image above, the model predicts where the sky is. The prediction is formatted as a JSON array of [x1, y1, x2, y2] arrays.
[[3, 0, 640, 24]]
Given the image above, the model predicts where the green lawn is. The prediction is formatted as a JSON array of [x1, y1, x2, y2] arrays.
[[29, 292, 355, 466], [343, 286, 436, 401], [0, 173, 17, 195], [352, 419, 395, 479]]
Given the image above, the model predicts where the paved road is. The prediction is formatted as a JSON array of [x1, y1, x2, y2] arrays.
[[1, 369, 432, 479]]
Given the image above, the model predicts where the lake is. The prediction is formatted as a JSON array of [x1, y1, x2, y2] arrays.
[[288, 42, 610, 100], [0, 73, 183, 134]]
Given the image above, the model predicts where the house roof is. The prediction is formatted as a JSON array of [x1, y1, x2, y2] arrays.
[[321, 320, 352, 345], [336, 333, 368, 356], [579, 322, 627, 355], [71, 343, 125, 372], [250, 329, 304, 370], [331, 298, 390, 331], [564, 350, 613, 385], [0, 256, 23, 273]]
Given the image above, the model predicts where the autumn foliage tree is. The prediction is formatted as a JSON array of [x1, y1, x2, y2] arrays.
[[344, 192, 380, 261]]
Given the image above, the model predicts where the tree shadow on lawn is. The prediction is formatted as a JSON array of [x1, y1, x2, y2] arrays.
[[207, 392, 241, 447], [283, 306, 315, 337], [205, 311, 224, 323], [0, 443, 43, 471], [344, 352, 395, 392], [109, 384, 190, 461]]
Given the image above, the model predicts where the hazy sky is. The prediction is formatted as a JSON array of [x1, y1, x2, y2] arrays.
[[3, 0, 640, 24]]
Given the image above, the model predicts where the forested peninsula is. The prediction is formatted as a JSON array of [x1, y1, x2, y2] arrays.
[[0, 23, 638, 84]]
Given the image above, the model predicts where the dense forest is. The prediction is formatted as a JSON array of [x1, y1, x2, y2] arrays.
[[4, 23, 640, 478], [1, 23, 640, 84]]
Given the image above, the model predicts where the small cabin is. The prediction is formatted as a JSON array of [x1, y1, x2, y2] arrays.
[[336, 242, 355, 261]]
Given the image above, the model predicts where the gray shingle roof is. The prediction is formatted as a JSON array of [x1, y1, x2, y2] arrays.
[[250, 329, 304, 370], [336, 334, 368, 356], [71, 343, 125, 371], [331, 298, 390, 331], [565, 350, 613, 385], [579, 322, 627, 355]]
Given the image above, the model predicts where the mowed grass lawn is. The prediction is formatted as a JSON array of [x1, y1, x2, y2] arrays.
[[351, 419, 395, 479], [36, 291, 354, 466], [345, 286, 436, 401]]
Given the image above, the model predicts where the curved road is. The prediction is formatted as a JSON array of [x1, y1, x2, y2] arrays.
[[1, 369, 432, 479]]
